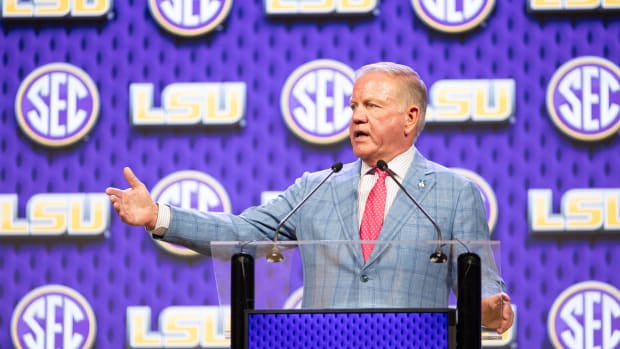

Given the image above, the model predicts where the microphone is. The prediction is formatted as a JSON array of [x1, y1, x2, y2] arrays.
[[376, 160, 448, 263], [266, 161, 344, 262]]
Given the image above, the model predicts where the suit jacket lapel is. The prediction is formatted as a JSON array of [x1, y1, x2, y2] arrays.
[[331, 161, 362, 241], [367, 149, 437, 264]]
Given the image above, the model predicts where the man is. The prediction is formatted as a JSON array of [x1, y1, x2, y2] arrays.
[[106, 62, 514, 334]]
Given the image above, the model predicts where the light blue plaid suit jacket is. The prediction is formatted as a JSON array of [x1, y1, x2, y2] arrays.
[[161, 149, 505, 308]]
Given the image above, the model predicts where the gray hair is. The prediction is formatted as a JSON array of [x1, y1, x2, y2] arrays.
[[355, 62, 428, 140]]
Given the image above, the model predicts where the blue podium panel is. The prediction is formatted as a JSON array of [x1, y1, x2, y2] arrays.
[[245, 308, 456, 349]]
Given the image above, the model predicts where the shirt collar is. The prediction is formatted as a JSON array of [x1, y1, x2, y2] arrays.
[[360, 146, 416, 179]]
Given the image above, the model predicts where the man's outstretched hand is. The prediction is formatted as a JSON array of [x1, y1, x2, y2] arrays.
[[105, 167, 158, 229]]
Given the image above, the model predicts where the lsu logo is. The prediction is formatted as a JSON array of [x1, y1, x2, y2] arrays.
[[281, 60, 354, 145], [264, 0, 377, 15], [148, 0, 233, 37], [528, 189, 620, 233], [150, 171, 232, 256], [0, 193, 110, 236], [1, 0, 111, 18], [126, 306, 230, 348], [15, 63, 100, 148], [529, 0, 620, 11], [546, 56, 620, 141], [548, 281, 620, 349], [411, 0, 496, 33], [11, 285, 96, 349], [452, 168, 498, 233], [426, 79, 515, 123], [130, 82, 246, 126]]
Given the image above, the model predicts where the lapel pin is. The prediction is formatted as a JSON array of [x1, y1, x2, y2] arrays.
[[418, 179, 426, 188]]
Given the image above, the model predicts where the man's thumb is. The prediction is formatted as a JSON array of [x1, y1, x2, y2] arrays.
[[123, 167, 142, 188]]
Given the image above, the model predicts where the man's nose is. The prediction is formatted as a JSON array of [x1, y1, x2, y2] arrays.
[[350, 108, 367, 123]]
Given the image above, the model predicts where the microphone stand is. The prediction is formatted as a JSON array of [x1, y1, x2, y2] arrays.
[[230, 162, 343, 349], [376, 160, 447, 263], [267, 162, 343, 262], [377, 160, 482, 348]]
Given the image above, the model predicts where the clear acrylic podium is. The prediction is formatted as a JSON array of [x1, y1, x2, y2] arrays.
[[209, 240, 502, 349]]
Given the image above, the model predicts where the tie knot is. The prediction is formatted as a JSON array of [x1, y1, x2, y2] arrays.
[[374, 168, 388, 179]]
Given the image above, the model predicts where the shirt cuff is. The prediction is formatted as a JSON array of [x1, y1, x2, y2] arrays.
[[147, 203, 171, 237]]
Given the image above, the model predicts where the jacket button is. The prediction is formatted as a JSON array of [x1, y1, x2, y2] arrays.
[[360, 275, 369, 282]]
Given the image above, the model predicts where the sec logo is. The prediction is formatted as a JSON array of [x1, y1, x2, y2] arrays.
[[150, 170, 232, 257], [12, 285, 96, 349], [15, 63, 100, 148], [281, 59, 354, 145], [546, 56, 620, 141], [148, 0, 233, 37], [548, 281, 620, 349]]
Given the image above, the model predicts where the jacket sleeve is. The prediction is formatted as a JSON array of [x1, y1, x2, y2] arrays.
[[158, 172, 312, 255], [450, 178, 506, 297]]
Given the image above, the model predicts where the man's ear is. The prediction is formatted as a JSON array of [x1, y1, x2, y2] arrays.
[[404, 105, 419, 136]]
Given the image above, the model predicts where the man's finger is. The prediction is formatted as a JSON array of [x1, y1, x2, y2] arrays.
[[109, 194, 120, 204], [499, 301, 514, 334], [501, 293, 511, 303], [123, 167, 143, 188], [105, 187, 122, 196]]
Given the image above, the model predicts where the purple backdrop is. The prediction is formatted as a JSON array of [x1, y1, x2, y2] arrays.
[[1, 1, 619, 348]]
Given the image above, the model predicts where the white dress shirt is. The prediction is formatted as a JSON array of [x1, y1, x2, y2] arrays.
[[357, 147, 415, 228]]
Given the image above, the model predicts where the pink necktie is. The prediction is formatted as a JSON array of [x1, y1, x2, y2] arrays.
[[360, 168, 388, 262]]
